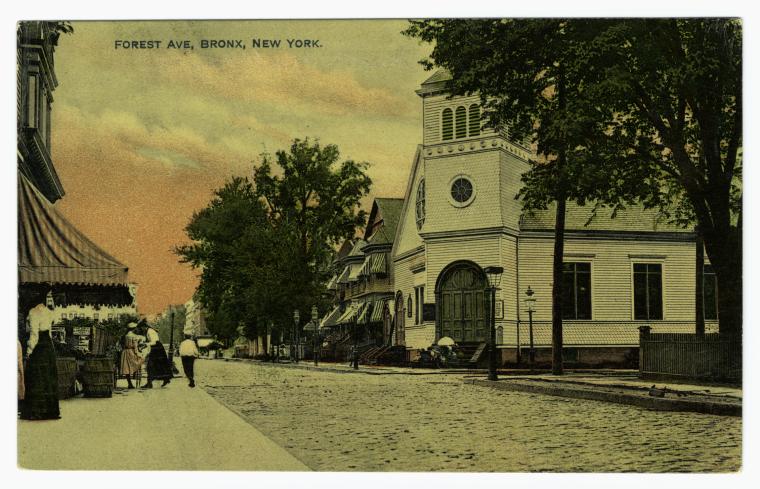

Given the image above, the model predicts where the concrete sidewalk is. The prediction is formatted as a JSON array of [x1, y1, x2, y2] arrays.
[[17, 378, 310, 471]]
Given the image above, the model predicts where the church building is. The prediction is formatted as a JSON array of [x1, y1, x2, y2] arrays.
[[388, 71, 717, 366]]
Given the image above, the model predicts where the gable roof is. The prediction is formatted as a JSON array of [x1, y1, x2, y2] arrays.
[[417, 69, 453, 97], [520, 202, 692, 234], [391, 146, 424, 258], [364, 197, 404, 246]]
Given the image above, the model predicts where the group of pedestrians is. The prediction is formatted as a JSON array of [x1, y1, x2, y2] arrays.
[[118, 320, 200, 389], [18, 292, 202, 422]]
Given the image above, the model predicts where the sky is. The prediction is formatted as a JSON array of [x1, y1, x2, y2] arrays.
[[50, 20, 432, 314]]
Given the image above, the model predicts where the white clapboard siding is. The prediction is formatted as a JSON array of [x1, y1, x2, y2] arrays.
[[518, 235, 698, 323], [423, 150, 505, 234], [500, 151, 530, 231], [425, 235, 501, 299], [499, 234, 519, 322]]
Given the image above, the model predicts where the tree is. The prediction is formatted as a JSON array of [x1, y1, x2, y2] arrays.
[[405, 18, 742, 358], [176, 139, 372, 345], [588, 20, 742, 340], [405, 19, 613, 374], [176, 176, 274, 341], [252, 138, 372, 330]]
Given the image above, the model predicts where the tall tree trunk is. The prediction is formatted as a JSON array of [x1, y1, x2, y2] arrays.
[[551, 66, 567, 376], [695, 227, 705, 337], [551, 186, 566, 376], [702, 225, 742, 341]]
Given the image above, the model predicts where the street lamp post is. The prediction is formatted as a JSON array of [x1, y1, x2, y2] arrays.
[[293, 310, 300, 363], [311, 305, 319, 366], [268, 320, 274, 362], [484, 266, 504, 382], [352, 317, 359, 370], [525, 286, 536, 369]]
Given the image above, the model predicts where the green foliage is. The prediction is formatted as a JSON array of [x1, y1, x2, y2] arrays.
[[155, 305, 186, 347], [405, 19, 743, 337], [176, 138, 372, 341]]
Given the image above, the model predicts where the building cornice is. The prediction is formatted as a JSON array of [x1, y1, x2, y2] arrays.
[[421, 226, 521, 241], [424, 137, 531, 163], [392, 245, 425, 263], [519, 229, 696, 242]]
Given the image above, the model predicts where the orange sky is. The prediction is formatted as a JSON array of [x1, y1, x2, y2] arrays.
[[50, 20, 431, 314]]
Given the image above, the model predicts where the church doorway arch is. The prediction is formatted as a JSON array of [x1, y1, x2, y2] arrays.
[[435, 261, 487, 343]]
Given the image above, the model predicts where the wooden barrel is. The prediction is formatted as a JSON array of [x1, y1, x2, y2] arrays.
[[81, 357, 113, 398], [56, 357, 78, 400]]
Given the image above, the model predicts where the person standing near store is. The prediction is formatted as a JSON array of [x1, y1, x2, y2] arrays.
[[179, 334, 200, 387], [119, 322, 144, 389], [18, 339, 25, 414], [143, 320, 172, 388], [21, 293, 60, 420]]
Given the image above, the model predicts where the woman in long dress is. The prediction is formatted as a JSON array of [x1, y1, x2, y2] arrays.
[[21, 300, 60, 420], [119, 322, 144, 389], [18, 339, 25, 413], [143, 321, 172, 388]]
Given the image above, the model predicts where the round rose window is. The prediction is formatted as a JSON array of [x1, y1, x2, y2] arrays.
[[450, 177, 474, 204]]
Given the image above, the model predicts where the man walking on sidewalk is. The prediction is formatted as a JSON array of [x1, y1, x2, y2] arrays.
[[179, 335, 200, 387]]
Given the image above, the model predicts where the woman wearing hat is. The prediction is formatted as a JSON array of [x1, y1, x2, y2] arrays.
[[119, 322, 144, 389], [142, 320, 172, 388]]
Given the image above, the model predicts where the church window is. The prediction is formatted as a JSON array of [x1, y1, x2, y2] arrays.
[[441, 108, 453, 140], [407, 294, 413, 318], [468, 104, 480, 136], [455, 106, 467, 139], [415, 179, 425, 230], [703, 264, 718, 320], [633, 263, 663, 320], [562, 262, 592, 320], [450, 176, 474, 206]]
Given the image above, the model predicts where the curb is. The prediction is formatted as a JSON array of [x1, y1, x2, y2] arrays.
[[203, 357, 480, 376], [467, 379, 742, 417]]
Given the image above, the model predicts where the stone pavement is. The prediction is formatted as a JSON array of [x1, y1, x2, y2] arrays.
[[219, 358, 742, 415], [17, 375, 309, 471], [200, 360, 742, 472]]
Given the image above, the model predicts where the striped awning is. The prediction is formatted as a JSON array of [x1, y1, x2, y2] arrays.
[[337, 304, 358, 324], [370, 299, 386, 323], [320, 306, 341, 329], [369, 253, 388, 274], [357, 302, 372, 325], [337, 266, 350, 284], [18, 174, 129, 285], [348, 263, 362, 282], [326, 274, 338, 291], [358, 256, 371, 278]]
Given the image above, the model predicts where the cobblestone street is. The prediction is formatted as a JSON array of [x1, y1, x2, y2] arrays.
[[199, 360, 741, 472]]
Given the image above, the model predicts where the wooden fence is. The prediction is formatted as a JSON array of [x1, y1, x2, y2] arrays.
[[638, 327, 741, 382]]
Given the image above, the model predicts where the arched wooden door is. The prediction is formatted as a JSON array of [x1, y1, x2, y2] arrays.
[[394, 291, 405, 346], [436, 262, 487, 343]]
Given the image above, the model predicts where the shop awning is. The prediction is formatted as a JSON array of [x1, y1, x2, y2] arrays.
[[370, 299, 386, 323], [357, 302, 372, 325], [369, 253, 388, 274], [337, 266, 350, 284], [320, 306, 341, 329], [18, 174, 129, 285], [358, 256, 371, 278], [337, 304, 358, 324], [348, 263, 362, 282]]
